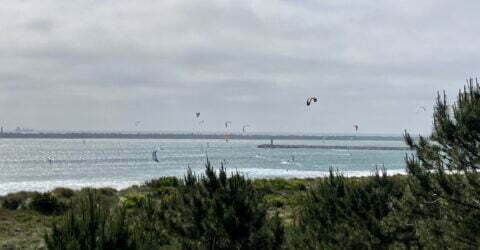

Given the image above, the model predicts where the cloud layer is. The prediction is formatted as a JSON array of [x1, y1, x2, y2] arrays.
[[0, 0, 478, 134]]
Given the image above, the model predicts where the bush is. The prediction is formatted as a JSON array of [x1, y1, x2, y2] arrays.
[[122, 194, 146, 209], [163, 161, 285, 250], [290, 169, 417, 249], [253, 178, 307, 195], [52, 188, 75, 199], [264, 195, 287, 208], [30, 192, 65, 215], [129, 196, 174, 248], [2, 197, 22, 210], [78, 187, 118, 208], [285, 192, 307, 207], [44, 191, 136, 249], [1, 192, 35, 210], [146, 177, 179, 189], [154, 186, 179, 202], [97, 187, 117, 197]]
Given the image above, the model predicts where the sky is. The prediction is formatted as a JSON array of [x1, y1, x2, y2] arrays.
[[0, 0, 479, 135]]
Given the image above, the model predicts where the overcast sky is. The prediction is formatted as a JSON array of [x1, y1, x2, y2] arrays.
[[0, 0, 478, 135]]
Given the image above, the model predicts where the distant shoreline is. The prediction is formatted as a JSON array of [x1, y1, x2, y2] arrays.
[[0, 132, 404, 141]]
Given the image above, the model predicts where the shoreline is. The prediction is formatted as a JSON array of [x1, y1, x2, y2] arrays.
[[0, 168, 407, 197]]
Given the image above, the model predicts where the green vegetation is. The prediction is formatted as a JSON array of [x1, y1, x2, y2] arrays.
[[403, 79, 480, 248], [291, 170, 418, 249], [1, 191, 33, 210], [44, 191, 135, 249], [0, 80, 479, 249], [30, 192, 66, 215]]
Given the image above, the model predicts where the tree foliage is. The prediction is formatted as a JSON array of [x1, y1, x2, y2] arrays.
[[44, 191, 136, 250], [405, 78, 480, 248], [164, 161, 284, 250], [292, 169, 419, 249]]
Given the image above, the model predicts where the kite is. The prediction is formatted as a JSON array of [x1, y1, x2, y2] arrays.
[[306, 97, 318, 106]]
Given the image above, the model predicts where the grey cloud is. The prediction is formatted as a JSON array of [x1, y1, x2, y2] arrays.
[[0, 0, 478, 134], [23, 19, 55, 32]]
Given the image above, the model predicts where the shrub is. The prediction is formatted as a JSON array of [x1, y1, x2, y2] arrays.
[[2, 197, 22, 210], [285, 192, 307, 207], [122, 194, 146, 209], [291, 169, 417, 249], [154, 186, 179, 202], [264, 195, 287, 208], [253, 178, 307, 195], [1, 192, 33, 210], [2, 199, 20, 210], [44, 190, 136, 249], [78, 187, 118, 207], [97, 187, 117, 197], [164, 161, 285, 250], [129, 196, 174, 248], [52, 187, 75, 199], [30, 192, 65, 215], [266, 213, 286, 249], [146, 177, 179, 189]]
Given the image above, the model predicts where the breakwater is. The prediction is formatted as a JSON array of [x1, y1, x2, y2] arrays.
[[258, 144, 412, 151]]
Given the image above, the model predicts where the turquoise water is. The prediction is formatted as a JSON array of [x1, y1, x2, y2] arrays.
[[0, 139, 410, 195]]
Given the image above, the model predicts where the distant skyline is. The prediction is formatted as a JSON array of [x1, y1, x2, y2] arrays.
[[1, 1, 479, 135]]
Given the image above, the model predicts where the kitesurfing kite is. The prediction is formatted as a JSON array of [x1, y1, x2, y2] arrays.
[[152, 150, 159, 162], [306, 97, 318, 106]]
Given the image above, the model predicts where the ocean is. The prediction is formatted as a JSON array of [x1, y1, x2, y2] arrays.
[[0, 138, 411, 195]]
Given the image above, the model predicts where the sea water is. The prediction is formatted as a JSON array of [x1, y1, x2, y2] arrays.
[[0, 138, 410, 195]]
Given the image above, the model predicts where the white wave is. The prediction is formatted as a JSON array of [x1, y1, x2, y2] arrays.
[[0, 168, 407, 195], [233, 167, 406, 179]]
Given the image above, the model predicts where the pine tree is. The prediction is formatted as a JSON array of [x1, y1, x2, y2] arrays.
[[291, 169, 417, 249], [164, 161, 285, 250], [405, 78, 480, 248], [44, 191, 136, 250]]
